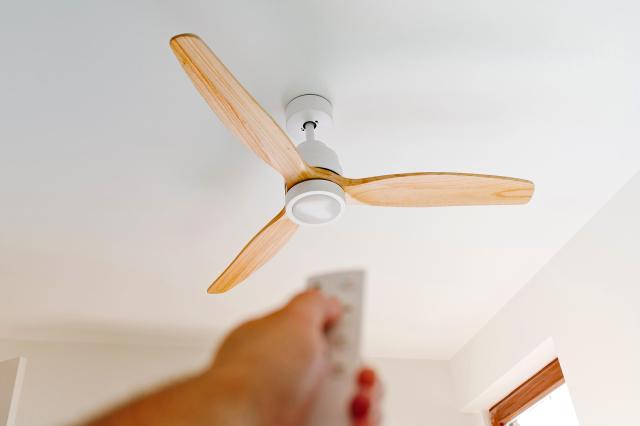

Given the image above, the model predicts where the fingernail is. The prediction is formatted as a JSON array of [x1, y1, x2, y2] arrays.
[[350, 393, 370, 419], [358, 368, 376, 388]]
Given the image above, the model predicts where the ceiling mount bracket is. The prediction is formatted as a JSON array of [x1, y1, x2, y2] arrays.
[[285, 94, 333, 137]]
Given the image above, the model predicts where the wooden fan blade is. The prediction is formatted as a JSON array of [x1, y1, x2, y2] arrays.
[[343, 172, 534, 207], [170, 34, 312, 185], [208, 209, 298, 294]]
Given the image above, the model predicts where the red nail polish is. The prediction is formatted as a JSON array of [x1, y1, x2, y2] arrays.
[[351, 394, 370, 419], [358, 368, 376, 388]]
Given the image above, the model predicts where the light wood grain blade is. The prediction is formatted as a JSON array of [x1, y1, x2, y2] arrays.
[[170, 34, 312, 185], [208, 209, 298, 294], [344, 173, 534, 207]]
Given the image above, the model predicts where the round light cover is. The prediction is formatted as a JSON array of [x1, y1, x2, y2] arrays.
[[285, 180, 346, 226]]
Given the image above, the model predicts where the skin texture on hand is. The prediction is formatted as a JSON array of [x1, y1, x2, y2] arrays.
[[84, 290, 380, 426], [211, 290, 342, 425]]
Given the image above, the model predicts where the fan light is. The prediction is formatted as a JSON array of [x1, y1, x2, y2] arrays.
[[285, 180, 346, 226]]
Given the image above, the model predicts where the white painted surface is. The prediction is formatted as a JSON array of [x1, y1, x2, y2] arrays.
[[456, 338, 557, 414], [1, 0, 640, 359], [0, 339, 468, 426], [0, 358, 26, 426], [0, 339, 214, 426], [451, 172, 640, 425], [370, 358, 476, 426]]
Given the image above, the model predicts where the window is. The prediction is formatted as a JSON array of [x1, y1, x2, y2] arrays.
[[489, 359, 579, 426]]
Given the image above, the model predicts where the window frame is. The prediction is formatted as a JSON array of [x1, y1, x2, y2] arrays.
[[489, 358, 565, 426]]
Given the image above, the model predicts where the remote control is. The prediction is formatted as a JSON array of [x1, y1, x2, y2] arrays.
[[305, 270, 365, 426]]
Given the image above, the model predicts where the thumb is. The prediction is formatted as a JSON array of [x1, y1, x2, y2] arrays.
[[284, 290, 342, 329]]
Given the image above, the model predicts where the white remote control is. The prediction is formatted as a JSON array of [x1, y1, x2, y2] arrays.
[[306, 270, 365, 426]]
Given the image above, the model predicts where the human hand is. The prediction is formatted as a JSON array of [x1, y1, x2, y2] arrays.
[[209, 289, 382, 426], [85, 290, 381, 426], [209, 289, 340, 425]]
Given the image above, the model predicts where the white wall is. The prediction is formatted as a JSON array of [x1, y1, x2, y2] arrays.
[[451, 172, 640, 425], [0, 339, 213, 426], [369, 358, 475, 426], [0, 339, 468, 426], [0, 357, 26, 426]]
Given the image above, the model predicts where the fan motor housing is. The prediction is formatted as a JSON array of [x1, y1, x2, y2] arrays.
[[295, 140, 343, 175], [285, 179, 346, 226]]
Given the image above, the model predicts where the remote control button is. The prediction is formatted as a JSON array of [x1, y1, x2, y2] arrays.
[[330, 362, 345, 376], [329, 333, 347, 348]]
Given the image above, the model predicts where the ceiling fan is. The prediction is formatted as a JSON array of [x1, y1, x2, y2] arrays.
[[169, 33, 534, 294]]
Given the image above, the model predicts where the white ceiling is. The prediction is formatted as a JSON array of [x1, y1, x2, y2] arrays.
[[1, 0, 639, 359]]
